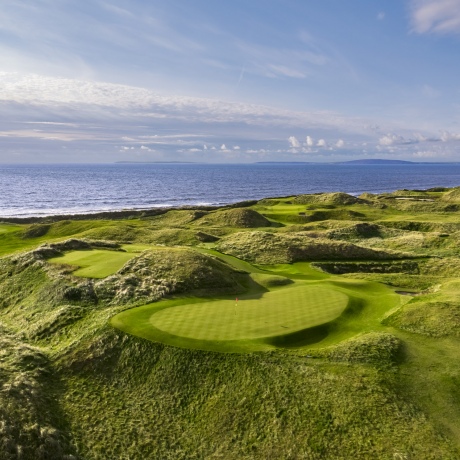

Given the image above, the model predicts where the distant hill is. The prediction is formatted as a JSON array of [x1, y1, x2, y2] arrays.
[[115, 161, 195, 164], [335, 159, 415, 165], [256, 161, 316, 164], [256, 159, 417, 165]]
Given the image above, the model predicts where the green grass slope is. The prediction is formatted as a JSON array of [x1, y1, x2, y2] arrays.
[[48, 249, 136, 278], [195, 208, 273, 228], [216, 231, 405, 264], [57, 330, 457, 460]]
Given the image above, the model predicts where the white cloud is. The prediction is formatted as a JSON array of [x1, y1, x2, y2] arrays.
[[336, 139, 345, 148], [378, 133, 412, 146], [233, 145, 240, 150], [305, 135, 314, 147], [377, 12, 386, 20], [288, 136, 300, 148], [220, 144, 227, 150], [440, 131, 460, 141], [316, 138, 327, 147], [410, 0, 460, 34]]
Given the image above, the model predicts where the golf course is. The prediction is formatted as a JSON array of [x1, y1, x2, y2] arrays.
[[1, 188, 460, 459]]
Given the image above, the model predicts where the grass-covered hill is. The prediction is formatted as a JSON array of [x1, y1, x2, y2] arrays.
[[1, 187, 460, 458], [215, 230, 406, 264]]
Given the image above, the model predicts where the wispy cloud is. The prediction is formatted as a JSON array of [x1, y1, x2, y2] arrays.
[[0, 72, 459, 162], [410, 0, 460, 34], [235, 40, 328, 80], [0, 73, 375, 135]]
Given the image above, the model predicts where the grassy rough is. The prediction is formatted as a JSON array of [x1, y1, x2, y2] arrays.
[[58, 329, 457, 460], [216, 231, 405, 264], [312, 332, 402, 366], [95, 248, 247, 305], [384, 300, 460, 338], [0, 329, 77, 460], [293, 192, 363, 205], [440, 187, 460, 202], [313, 261, 420, 275]]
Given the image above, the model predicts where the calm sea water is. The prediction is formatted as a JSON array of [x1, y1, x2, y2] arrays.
[[1, 163, 460, 218]]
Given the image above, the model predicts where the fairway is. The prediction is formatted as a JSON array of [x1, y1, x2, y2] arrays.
[[48, 249, 135, 278]]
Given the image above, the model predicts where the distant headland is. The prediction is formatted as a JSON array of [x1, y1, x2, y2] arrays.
[[257, 159, 414, 165]]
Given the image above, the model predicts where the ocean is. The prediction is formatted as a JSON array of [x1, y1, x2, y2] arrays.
[[1, 163, 460, 218]]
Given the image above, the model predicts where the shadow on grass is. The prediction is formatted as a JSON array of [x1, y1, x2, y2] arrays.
[[265, 325, 329, 348], [267, 294, 367, 349]]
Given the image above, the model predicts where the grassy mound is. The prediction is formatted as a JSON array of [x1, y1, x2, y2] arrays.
[[390, 189, 435, 197], [325, 222, 389, 240], [314, 332, 402, 365], [384, 300, 460, 338], [293, 192, 362, 205], [21, 223, 52, 238], [146, 209, 208, 226], [300, 209, 367, 223], [80, 224, 153, 243], [195, 230, 220, 242], [95, 248, 248, 305], [197, 208, 272, 228], [216, 231, 403, 264], [440, 187, 460, 202]]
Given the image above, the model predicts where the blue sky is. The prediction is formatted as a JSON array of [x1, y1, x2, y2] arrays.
[[1, 0, 460, 162]]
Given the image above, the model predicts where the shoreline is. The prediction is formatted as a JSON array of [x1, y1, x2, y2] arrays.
[[0, 199, 259, 224]]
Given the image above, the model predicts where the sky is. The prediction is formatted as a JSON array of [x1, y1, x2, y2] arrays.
[[1, 0, 460, 163]]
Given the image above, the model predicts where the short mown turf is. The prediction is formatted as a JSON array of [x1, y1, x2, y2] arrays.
[[112, 281, 353, 352], [151, 285, 348, 341], [48, 249, 135, 278]]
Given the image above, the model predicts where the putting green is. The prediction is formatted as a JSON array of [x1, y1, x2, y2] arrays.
[[152, 286, 347, 340], [48, 249, 135, 278], [112, 283, 350, 351]]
